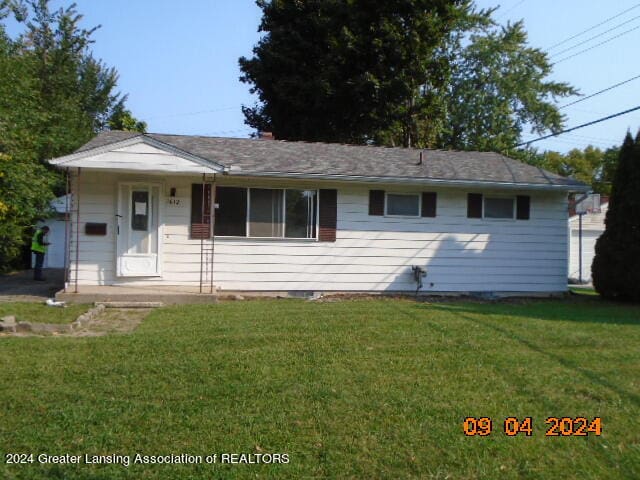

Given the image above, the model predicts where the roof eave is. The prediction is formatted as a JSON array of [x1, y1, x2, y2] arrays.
[[229, 170, 590, 192]]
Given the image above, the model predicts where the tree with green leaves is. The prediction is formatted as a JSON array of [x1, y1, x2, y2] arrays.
[[541, 146, 605, 189], [239, 2, 575, 151], [436, 20, 576, 152], [108, 104, 147, 132], [592, 131, 640, 301], [0, 0, 144, 269]]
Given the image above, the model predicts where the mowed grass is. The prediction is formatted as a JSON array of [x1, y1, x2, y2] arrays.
[[0, 298, 639, 479], [0, 302, 89, 324]]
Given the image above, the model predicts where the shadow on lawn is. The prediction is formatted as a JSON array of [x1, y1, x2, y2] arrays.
[[419, 297, 640, 326], [414, 302, 640, 407]]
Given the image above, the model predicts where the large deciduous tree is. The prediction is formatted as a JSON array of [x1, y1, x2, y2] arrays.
[[592, 132, 640, 301], [436, 21, 576, 152]]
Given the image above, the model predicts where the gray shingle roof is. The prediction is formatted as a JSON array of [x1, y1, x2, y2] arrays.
[[74, 130, 587, 189]]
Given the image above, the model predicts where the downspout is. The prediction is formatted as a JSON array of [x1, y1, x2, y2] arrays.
[[74, 167, 81, 293], [573, 192, 591, 284], [199, 172, 205, 294], [63, 168, 70, 293], [210, 174, 216, 294]]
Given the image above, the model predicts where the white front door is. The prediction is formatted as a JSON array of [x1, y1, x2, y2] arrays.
[[116, 183, 161, 277]]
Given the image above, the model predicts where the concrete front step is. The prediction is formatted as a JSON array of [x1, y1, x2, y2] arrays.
[[56, 287, 219, 305], [96, 301, 164, 308]]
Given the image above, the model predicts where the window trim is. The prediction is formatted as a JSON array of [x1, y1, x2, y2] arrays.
[[482, 195, 517, 220], [215, 186, 320, 240], [384, 192, 422, 218]]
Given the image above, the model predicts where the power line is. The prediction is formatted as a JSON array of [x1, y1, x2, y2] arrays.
[[546, 3, 640, 51], [517, 105, 640, 147], [553, 24, 640, 64], [559, 74, 640, 110], [147, 106, 238, 120], [549, 14, 640, 59], [563, 132, 622, 144], [496, 0, 527, 20], [204, 128, 254, 137]]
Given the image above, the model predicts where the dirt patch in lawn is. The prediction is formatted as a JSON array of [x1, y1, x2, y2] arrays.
[[0, 308, 151, 338], [73, 308, 151, 336]]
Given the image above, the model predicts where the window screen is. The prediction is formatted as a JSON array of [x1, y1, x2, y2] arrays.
[[285, 189, 317, 238], [484, 197, 514, 219], [215, 187, 247, 236], [386, 193, 420, 216], [249, 188, 284, 237]]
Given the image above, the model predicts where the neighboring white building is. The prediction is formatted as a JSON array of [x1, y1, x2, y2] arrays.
[[48, 131, 588, 294], [568, 194, 608, 282], [33, 194, 71, 269]]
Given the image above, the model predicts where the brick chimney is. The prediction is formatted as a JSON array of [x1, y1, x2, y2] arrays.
[[259, 131, 274, 140]]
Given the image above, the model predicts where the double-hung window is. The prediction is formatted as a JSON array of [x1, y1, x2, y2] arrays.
[[385, 193, 420, 217], [483, 197, 515, 219]]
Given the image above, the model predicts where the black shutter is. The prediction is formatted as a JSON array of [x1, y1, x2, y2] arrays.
[[369, 190, 385, 216], [467, 193, 483, 218], [516, 195, 530, 220], [318, 189, 337, 242], [421, 192, 437, 217], [191, 183, 212, 239]]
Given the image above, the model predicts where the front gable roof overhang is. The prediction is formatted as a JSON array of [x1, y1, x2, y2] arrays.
[[48, 134, 226, 174]]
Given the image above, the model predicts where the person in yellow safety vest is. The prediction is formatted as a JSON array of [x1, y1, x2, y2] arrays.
[[31, 226, 50, 281]]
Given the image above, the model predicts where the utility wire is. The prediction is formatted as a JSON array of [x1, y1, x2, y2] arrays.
[[496, 0, 527, 20], [553, 24, 640, 64], [517, 105, 640, 147], [559, 74, 640, 110], [549, 14, 640, 58], [147, 106, 237, 120], [546, 3, 640, 51]]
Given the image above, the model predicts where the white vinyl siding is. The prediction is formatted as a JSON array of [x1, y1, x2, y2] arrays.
[[69, 171, 568, 293]]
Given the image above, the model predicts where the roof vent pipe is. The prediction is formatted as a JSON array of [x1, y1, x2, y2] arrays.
[[416, 151, 424, 166]]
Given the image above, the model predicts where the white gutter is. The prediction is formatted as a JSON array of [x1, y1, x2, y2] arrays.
[[229, 170, 590, 192]]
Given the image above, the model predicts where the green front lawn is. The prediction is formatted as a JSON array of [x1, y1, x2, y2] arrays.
[[0, 302, 89, 324], [0, 298, 639, 479]]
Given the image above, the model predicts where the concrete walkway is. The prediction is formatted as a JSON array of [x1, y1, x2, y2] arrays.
[[56, 284, 219, 304], [0, 269, 65, 302]]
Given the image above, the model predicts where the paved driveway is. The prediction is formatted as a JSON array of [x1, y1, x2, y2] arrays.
[[0, 269, 65, 302]]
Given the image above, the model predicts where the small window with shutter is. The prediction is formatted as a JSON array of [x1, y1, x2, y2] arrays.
[[467, 193, 531, 220]]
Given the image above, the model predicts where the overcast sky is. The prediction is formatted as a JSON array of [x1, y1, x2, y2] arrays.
[[6, 0, 640, 153]]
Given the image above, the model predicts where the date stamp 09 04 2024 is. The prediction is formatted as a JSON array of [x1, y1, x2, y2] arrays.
[[463, 417, 602, 437]]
